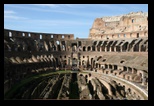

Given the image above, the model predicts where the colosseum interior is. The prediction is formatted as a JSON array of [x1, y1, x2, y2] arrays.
[[4, 11, 148, 100]]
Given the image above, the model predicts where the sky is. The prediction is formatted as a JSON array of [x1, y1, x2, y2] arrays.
[[4, 4, 148, 38]]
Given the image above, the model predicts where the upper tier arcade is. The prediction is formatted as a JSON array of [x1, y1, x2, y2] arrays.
[[89, 11, 148, 40]]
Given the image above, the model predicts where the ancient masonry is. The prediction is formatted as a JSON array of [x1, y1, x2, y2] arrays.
[[4, 11, 148, 100]]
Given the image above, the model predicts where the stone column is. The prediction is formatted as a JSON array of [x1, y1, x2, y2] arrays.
[[109, 47, 112, 52], [139, 45, 141, 52], [95, 46, 97, 51], [120, 46, 122, 52], [90, 47, 93, 51], [105, 46, 107, 52], [100, 47, 102, 52], [114, 47, 116, 52], [85, 47, 87, 51]]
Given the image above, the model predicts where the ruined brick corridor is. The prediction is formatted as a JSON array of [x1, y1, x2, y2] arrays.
[[4, 11, 148, 100]]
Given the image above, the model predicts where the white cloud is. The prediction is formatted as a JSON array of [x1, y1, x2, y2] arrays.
[[4, 10, 16, 14], [4, 10, 28, 20], [4, 15, 28, 20]]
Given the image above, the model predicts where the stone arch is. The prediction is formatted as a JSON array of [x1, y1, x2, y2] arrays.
[[87, 46, 91, 51], [137, 33, 139, 38], [127, 88, 131, 94], [105, 64, 108, 69], [83, 46, 86, 51], [122, 42, 129, 52], [141, 45, 146, 52], [92, 45, 95, 51], [128, 67, 132, 73], [114, 65, 118, 70], [109, 64, 112, 69], [123, 66, 127, 71]]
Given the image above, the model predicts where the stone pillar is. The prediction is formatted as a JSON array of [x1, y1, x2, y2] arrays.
[[131, 45, 134, 52], [109, 47, 112, 52], [139, 45, 141, 52], [95, 46, 97, 51], [120, 46, 122, 52], [100, 47, 102, 52], [105, 46, 107, 52], [85, 47, 87, 51], [114, 47, 116, 52]]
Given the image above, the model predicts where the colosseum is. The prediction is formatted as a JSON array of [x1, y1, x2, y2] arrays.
[[4, 11, 148, 100]]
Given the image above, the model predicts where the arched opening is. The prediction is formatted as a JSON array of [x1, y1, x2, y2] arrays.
[[118, 34, 120, 38], [132, 19, 134, 23], [52, 45, 56, 51], [51, 35, 53, 38], [105, 64, 108, 69], [106, 71, 108, 74], [22, 33, 25, 37], [102, 58, 106, 62], [120, 60, 125, 64], [40, 35, 42, 39], [96, 63, 98, 68], [128, 88, 131, 94], [122, 42, 129, 52], [62, 35, 64, 38], [87, 46, 91, 51], [127, 76, 130, 80], [9, 32, 12, 37], [92, 46, 95, 51], [97, 46, 100, 51], [114, 65, 117, 70], [141, 45, 146, 52], [139, 73, 142, 78], [133, 68, 137, 74], [130, 33, 132, 37], [82, 60, 85, 67], [112, 35, 114, 38], [116, 46, 120, 52], [109, 64, 112, 69], [106, 35, 109, 40], [128, 67, 132, 73], [83, 46, 86, 51], [124, 34, 126, 37], [62, 45, 65, 51], [28, 33, 31, 37], [123, 66, 127, 71], [123, 74, 125, 79], [133, 44, 139, 52], [78, 41, 82, 46], [137, 33, 139, 38], [68, 35, 70, 39], [56, 41, 60, 45]]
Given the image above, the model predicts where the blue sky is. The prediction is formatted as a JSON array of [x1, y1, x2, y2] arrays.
[[4, 4, 148, 38]]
